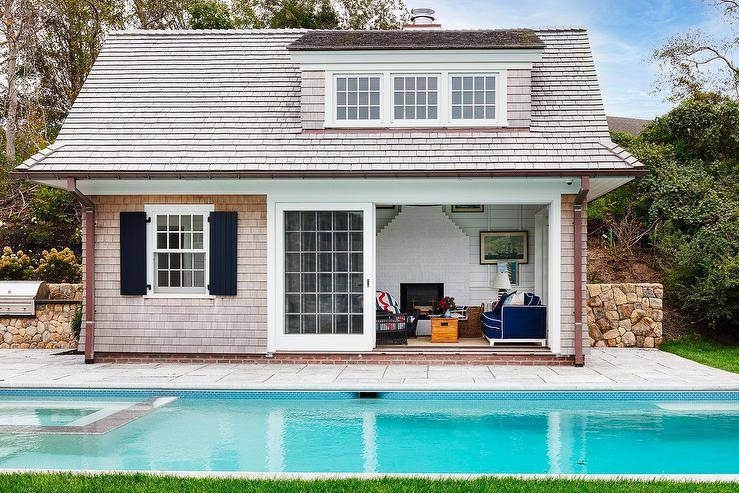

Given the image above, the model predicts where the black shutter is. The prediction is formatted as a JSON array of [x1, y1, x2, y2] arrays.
[[120, 212, 148, 295], [209, 211, 238, 296]]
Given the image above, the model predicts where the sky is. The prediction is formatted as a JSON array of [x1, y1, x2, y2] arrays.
[[418, 0, 728, 118]]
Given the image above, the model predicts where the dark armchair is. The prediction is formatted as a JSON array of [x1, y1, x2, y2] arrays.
[[375, 290, 418, 345]]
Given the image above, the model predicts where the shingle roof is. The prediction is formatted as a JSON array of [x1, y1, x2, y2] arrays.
[[16, 27, 643, 177], [607, 116, 651, 136], [287, 29, 545, 51]]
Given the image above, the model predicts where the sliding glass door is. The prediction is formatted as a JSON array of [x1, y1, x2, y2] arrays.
[[276, 203, 375, 352]]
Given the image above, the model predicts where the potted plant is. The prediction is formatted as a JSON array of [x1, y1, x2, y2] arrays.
[[436, 296, 456, 318]]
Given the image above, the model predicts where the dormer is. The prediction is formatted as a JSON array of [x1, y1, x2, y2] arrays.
[[288, 19, 544, 131]]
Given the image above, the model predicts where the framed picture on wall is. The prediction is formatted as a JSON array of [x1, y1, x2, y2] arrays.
[[451, 205, 484, 213], [480, 231, 528, 264]]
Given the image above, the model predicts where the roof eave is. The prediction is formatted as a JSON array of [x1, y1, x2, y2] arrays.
[[9, 168, 646, 181]]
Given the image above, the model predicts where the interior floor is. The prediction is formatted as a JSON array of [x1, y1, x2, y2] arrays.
[[376, 336, 552, 354]]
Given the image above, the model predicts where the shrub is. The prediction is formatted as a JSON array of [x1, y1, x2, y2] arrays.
[[71, 305, 82, 339], [35, 248, 82, 283], [0, 246, 35, 280], [30, 187, 78, 224], [595, 95, 739, 336]]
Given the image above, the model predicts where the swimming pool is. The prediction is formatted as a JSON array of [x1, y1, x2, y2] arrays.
[[0, 390, 737, 474]]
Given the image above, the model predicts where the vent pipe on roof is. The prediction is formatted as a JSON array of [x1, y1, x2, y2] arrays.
[[403, 8, 441, 30]]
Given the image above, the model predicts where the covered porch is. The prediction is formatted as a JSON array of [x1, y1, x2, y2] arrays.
[[373, 203, 551, 353], [267, 176, 588, 363]]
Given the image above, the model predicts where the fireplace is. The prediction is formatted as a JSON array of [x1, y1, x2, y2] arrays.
[[400, 283, 444, 318]]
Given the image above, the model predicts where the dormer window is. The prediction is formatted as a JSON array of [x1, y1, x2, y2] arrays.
[[393, 75, 439, 121], [325, 70, 507, 128], [451, 74, 496, 121], [335, 75, 381, 121]]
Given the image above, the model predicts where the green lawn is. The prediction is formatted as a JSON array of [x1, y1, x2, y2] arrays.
[[0, 474, 737, 493], [661, 334, 739, 374]]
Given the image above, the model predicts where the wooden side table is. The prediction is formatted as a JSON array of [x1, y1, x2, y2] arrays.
[[430, 318, 459, 343]]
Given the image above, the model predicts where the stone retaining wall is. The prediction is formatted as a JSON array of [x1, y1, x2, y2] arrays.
[[587, 283, 664, 348], [0, 283, 81, 350], [587, 283, 663, 348]]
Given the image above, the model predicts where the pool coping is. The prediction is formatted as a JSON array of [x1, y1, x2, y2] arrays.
[[2, 382, 739, 391], [1, 469, 738, 482]]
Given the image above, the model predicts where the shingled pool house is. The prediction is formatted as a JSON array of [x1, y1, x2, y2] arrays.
[[13, 20, 643, 366]]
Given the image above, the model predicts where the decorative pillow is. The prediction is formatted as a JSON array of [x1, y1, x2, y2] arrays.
[[493, 291, 515, 314], [502, 291, 525, 306]]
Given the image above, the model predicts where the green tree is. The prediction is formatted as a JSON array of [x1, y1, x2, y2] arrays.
[[234, 0, 404, 29], [269, 0, 339, 29], [337, 0, 407, 29], [654, 0, 739, 100], [188, 0, 234, 29], [592, 95, 739, 336], [129, 0, 190, 29]]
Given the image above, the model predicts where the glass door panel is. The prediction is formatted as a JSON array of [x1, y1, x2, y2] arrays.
[[284, 210, 365, 335]]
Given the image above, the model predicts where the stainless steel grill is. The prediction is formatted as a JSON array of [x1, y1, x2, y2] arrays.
[[0, 281, 49, 317]]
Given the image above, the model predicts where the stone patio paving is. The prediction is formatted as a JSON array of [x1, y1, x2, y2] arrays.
[[0, 348, 738, 391]]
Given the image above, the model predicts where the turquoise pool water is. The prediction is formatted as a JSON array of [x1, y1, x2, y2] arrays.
[[0, 391, 737, 474]]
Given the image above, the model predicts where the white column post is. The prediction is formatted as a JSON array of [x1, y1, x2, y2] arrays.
[[547, 198, 561, 355]]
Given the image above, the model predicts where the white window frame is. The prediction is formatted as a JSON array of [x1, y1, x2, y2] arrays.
[[390, 73, 442, 125], [447, 73, 502, 126], [144, 204, 214, 298], [324, 69, 507, 128], [275, 202, 376, 352], [330, 73, 384, 127]]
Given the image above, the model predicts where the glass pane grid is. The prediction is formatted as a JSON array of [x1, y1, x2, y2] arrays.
[[285, 211, 364, 335], [336, 76, 380, 121], [451, 75, 496, 120], [393, 76, 438, 120], [154, 213, 206, 291]]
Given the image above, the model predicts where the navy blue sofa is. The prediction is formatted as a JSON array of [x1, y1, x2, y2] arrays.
[[481, 292, 547, 346]]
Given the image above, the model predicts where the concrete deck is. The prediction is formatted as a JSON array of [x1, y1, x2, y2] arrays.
[[0, 348, 738, 391]]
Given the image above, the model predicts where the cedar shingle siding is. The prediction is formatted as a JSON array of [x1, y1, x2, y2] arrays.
[[81, 195, 267, 354]]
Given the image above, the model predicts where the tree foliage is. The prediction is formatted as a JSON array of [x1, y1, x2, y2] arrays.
[[654, 0, 739, 100], [592, 95, 739, 336], [188, 0, 234, 29]]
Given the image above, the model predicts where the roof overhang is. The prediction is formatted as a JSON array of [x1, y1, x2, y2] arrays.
[[10, 168, 645, 181]]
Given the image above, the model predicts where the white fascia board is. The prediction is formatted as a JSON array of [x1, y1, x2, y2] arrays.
[[289, 48, 544, 67], [73, 177, 581, 203]]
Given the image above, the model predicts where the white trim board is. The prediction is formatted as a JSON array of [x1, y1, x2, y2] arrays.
[[66, 177, 581, 202]]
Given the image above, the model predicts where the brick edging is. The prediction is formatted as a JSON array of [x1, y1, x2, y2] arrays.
[[94, 352, 576, 366]]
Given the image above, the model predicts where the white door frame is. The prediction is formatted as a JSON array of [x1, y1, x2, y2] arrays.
[[273, 202, 376, 352]]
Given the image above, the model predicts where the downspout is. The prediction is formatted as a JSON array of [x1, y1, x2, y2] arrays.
[[66, 178, 95, 364], [573, 176, 589, 367]]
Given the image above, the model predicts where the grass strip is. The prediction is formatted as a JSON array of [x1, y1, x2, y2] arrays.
[[661, 335, 739, 374], [0, 474, 737, 493]]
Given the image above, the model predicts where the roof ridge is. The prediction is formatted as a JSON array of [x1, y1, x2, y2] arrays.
[[106, 26, 588, 37], [108, 28, 310, 36]]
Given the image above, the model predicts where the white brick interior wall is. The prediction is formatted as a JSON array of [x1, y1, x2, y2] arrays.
[[376, 206, 471, 313], [376, 205, 543, 308]]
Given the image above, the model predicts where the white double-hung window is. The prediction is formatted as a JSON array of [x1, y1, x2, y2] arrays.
[[145, 204, 213, 295], [327, 71, 505, 127]]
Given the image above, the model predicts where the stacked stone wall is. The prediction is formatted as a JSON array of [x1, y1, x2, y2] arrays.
[[587, 283, 663, 348], [0, 283, 81, 349]]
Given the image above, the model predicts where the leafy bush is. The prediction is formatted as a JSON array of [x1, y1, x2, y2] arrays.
[[30, 187, 78, 224], [0, 247, 35, 280], [71, 305, 82, 339], [594, 95, 739, 336], [35, 248, 82, 283]]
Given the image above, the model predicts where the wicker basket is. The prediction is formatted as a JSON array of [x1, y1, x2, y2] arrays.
[[458, 305, 483, 338]]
